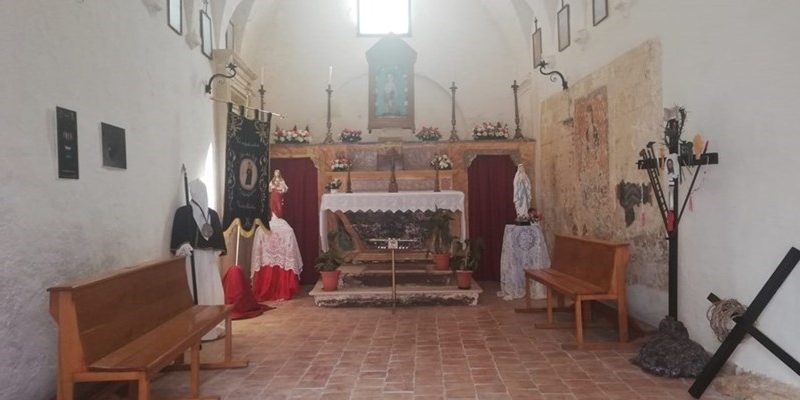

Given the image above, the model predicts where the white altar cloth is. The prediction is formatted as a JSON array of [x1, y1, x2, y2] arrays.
[[251, 219, 303, 276], [498, 224, 550, 300], [319, 191, 466, 250]]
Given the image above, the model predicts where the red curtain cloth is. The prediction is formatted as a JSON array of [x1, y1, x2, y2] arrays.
[[467, 155, 517, 281], [251, 266, 300, 301], [269, 158, 320, 284], [221, 265, 273, 320]]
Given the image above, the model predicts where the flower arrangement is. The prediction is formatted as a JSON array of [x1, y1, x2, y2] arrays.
[[325, 178, 342, 191], [472, 122, 510, 140], [274, 125, 311, 144], [339, 128, 362, 143], [430, 154, 452, 170], [516, 207, 544, 225], [330, 157, 351, 171], [416, 126, 442, 141]]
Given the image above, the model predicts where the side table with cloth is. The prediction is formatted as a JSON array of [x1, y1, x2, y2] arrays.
[[251, 219, 303, 301], [498, 223, 550, 300]]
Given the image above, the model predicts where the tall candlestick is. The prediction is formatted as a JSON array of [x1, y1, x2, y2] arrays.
[[511, 80, 523, 139], [324, 84, 334, 144], [449, 81, 459, 141], [328, 66, 333, 85]]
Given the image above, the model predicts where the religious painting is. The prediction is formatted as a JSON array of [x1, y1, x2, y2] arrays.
[[101, 122, 126, 169], [200, 10, 212, 59], [366, 35, 417, 130], [374, 65, 408, 118], [573, 87, 610, 219], [167, 0, 182, 35], [558, 4, 570, 52], [56, 106, 79, 179], [532, 27, 542, 68], [593, 0, 608, 26]]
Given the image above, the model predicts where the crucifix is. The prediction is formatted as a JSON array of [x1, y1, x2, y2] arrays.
[[636, 106, 719, 320], [387, 148, 401, 193]]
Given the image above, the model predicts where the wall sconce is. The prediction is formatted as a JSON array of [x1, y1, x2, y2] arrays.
[[536, 60, 568, 90], [204, 63, 238, 94]]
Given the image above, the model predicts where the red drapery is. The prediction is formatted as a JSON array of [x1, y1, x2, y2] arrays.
[[269, 158, 320, 284], [467, 155, 517, 281]]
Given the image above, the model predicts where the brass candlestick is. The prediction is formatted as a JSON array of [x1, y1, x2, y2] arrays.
[[346, 167, 352, 193], [324, 84, 334, 144], [258, 84, 266, 120], [434, 163, 441, 192], [449, 81, 459, 141], [511, 80, 523, 139]]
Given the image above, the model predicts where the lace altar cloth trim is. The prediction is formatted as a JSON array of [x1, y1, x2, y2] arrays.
[[319, 191, 466, 250], [498, 224, 550, 300], [251, 219, 303, 276]]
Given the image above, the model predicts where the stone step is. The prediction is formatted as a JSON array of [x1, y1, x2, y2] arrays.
[[309, 280, 482, 307]]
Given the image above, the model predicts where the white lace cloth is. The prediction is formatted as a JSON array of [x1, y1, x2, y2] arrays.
[[318, 191, 466, 250], [251, 219, 303, 276], [498, 224, 550, 300]]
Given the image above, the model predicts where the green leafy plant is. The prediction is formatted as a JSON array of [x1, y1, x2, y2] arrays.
[[314, 231, 344, 272], [450, 238, 484, 272], [424, 207, 454, 254]]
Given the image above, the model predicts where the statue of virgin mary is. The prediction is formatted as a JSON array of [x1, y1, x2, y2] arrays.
[[513, 164, 531, 219]]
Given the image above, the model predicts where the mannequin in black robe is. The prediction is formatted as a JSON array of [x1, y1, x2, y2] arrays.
[[170, 179, 227, 340]]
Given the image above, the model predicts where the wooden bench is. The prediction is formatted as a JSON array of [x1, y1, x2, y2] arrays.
[[524, 234, 630, 349], [48, 257, 248, 400]]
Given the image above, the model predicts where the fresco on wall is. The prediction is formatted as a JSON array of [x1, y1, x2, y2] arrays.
[[539, 40, 669, 324], [573, 87, 611, 236]]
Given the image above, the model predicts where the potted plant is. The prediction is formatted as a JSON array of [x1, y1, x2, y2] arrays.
[[450, 238, 484, 289], [314, 231, 344, 291], [425, 207, 454, 270]]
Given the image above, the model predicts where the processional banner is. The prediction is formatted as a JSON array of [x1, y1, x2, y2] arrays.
[[222, 104, 272, 236]]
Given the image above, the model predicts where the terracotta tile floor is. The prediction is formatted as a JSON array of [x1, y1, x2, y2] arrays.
[[151, 282, 733, 400]]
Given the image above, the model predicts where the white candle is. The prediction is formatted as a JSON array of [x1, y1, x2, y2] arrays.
[[328, 66, 333, 85], [261, 66, 265, 85]]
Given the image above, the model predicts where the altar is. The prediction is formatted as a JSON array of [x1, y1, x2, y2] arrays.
[[319, 191, 466, 261]]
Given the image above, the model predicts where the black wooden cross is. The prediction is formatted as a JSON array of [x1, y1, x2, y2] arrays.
[[688, 247, 800, 398]]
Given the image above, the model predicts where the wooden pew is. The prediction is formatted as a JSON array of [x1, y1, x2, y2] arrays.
[[48, 257, 248, 400], [524, 234, 630, 349]]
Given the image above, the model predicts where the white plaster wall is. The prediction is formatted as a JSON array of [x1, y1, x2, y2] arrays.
[[0, 1, 216, 398], [238, 0, 525, 142], [536, 0, 800, 387]]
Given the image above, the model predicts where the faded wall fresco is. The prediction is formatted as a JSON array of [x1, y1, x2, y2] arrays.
[[538, 40, 669, 325]]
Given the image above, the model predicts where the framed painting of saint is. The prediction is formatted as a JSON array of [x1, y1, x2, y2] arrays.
[[366, 35, 417, 131]]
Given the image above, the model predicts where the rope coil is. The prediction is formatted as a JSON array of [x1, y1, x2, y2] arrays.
[[707, 298, 747, 342]]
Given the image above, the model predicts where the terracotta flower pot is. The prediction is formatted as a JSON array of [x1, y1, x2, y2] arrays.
[[455, 270, 473, 289], [432, 253, 450, 271], [320, 270, 340, 291]]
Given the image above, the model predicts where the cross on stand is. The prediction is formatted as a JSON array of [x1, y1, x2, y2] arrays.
[[636, 111, 719, 319], [386, 148, 402, 193]]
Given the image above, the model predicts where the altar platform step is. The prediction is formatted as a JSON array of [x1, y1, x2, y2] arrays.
[[309, 264, 482, 307]]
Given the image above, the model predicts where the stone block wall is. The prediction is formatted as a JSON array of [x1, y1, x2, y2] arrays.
[[538, 40, 669, 325]]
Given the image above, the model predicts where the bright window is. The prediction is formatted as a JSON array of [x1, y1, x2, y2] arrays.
[[357, 0, 410, 36]]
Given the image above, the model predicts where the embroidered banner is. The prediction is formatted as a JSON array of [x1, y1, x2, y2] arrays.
[[222, 105, 271, 235]]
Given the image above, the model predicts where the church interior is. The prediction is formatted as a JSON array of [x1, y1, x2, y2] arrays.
[[3, 1, 800, 399]]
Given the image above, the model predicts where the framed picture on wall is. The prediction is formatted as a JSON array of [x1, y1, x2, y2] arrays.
[[200, 10, 212, 59], [558, 4, 570, 52], [366, 36, 416, 131], [101, 123, 126, 170], [56, 107, 79, 179], [531, 27, 542, 67], [167, 0, 182, 34], [593, 0, 608, 26]]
